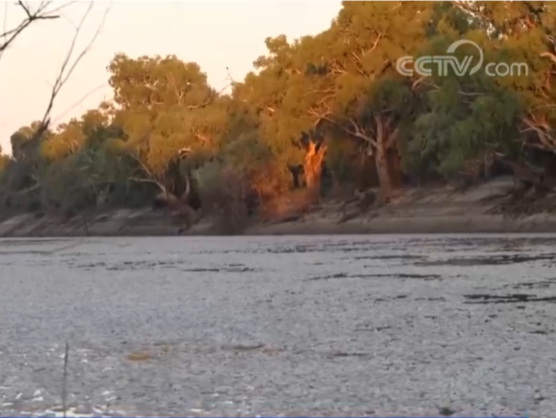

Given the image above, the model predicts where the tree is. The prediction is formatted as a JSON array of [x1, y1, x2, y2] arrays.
[[6, 0, 556, 225], [451, 2, 556, 158], [232, 35, 304, 189], [401, 13, 522, 180], [285, 1, 437, 199], [107, 54, 230, 202]]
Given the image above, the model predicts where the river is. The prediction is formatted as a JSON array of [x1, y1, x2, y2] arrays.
[[0, 234, 554, 417]]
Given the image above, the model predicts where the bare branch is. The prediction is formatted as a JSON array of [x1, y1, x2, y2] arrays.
[[521, 114, 556, 153], [180, 171, 191, 202], [51, 82, 108, 125], [0, 1, 61, 57], [128, 176, 167, 192], [0, 183, 41, 197], [39, 2, 109, 134], [128, 145, 156, 180], [540, 51, 556, 64], [0, 1, 108, 159], [347, 118, 377, 146], [0, 0, 82, 58], [186, 66, 236, 110]]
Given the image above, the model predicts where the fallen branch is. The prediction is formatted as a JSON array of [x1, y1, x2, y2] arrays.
[[62, 341, 69, 418]]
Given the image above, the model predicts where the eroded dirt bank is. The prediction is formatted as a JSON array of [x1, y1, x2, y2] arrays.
[[2, 177, 556, 237]]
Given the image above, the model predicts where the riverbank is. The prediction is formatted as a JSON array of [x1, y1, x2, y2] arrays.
[[2, 177, 556, 237]]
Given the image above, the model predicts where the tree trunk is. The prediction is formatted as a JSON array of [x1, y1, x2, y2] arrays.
[[303, 140, 327, 191], [375, 141, 393, 201], [387, 146, 402, 189], [374, 116, 394, 201], [81, 213, 90, 236]]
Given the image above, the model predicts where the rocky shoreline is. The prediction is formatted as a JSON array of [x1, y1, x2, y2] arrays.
[[2, 177, 556, 237]]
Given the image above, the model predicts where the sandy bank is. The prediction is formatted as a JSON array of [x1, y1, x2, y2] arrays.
[[2, 177, 556, 237]]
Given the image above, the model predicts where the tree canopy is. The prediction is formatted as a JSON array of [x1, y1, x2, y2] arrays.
[[3, 1, 556, 228]]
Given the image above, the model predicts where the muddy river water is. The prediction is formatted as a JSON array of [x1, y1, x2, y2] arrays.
[[0, 234, 554, 417]]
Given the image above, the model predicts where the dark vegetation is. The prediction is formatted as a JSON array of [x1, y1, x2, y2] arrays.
[[3, 1, 556, 233]]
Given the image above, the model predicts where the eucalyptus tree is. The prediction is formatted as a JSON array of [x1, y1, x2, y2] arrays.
[[106, 53, 230, 212], [292, 1, 436, 199], [451, 1, 556, 160]]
